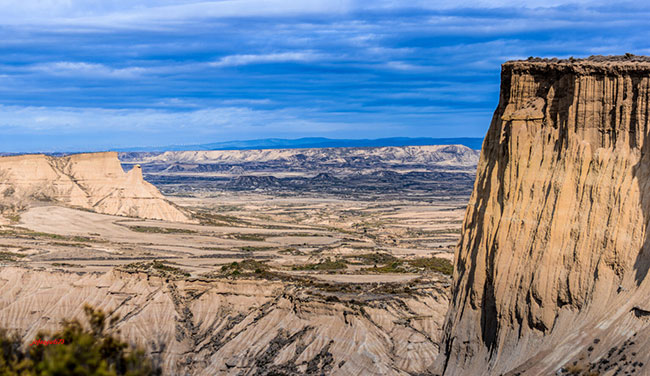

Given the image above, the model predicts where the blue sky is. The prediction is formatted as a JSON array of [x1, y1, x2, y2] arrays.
[[1, 0, 649, 151]]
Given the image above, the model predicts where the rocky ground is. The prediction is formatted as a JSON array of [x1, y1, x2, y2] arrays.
[[118, 145, 478, 201], [0, 145, 476, 375]]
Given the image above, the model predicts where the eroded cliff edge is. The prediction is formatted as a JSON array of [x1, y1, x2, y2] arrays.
[[0, 152, 191, 222], [435, 56, 650, 375]]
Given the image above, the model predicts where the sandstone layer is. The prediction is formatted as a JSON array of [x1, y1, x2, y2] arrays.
[[436, 56, 650, 375], [0, 152, 190, 222], [0, 267, 448, 376]]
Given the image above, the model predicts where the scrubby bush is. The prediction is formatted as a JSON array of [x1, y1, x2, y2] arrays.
[[0, 305, 160, 376]]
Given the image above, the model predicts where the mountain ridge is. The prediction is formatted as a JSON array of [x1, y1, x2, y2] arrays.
[[117, 137, 484, 152]]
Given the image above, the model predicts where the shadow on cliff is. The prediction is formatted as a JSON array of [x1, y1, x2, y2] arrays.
[[441, 68, 580, 374], [633, 114, 650, 286], [449, 74, 514, 359]]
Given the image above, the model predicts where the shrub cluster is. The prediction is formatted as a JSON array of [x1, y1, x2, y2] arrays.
[[0, 305, 160, 376]]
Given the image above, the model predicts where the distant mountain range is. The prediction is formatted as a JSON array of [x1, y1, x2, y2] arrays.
[[118, 137, 484, 152]]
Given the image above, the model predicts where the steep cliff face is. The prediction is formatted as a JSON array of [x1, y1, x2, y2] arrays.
[[436, 56, 650, 375], [0, 152, 190, 222]]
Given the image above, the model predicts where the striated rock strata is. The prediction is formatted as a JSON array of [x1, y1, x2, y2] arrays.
[[0, 267, 448, 376], [435, 56, 650, 375], [0, 152, 190, 222]]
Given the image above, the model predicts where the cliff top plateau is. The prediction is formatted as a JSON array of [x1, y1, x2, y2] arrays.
[[509, 54, 650, 73]]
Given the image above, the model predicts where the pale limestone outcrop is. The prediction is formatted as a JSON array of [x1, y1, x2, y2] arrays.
[[435, 56, 650, 375], [119, 144, 480, 168], [0, 152, 190, 222]]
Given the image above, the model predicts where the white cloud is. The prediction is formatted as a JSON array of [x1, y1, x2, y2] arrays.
[[0, 0, 614, 28], [30, 62, 147, 78], [209, 52, 323, 67], [0, 0, 353, 27], [383, 61, 431, 72], [0, 104, 342, 135], [363, 0, 606, 10]]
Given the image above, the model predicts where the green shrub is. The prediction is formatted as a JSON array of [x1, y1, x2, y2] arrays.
[[408, 257, 453, 275], [122, 260, 190, 278], [0, 305, 160, 375], [127, 226, 196, 234], [363, 257, 453, 275], [291, 258, 348, 271]]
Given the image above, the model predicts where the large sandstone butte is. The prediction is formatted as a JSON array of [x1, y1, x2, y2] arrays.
[[0, 152, 190, 222], [435, 56, 650, 375]]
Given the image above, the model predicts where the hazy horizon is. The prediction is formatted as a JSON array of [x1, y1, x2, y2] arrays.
[[0, 136, 485, 154]]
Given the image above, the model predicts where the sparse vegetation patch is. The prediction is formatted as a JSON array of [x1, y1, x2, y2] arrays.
[[363, 257, 453, 275], [223, 233, 267, 241], [121, 260, 190, 278], [345, 252, 397, 265], [0, 251, 26, 262], [278, 248, 306, 256], [192, 211, 249, 226], [292, 258, 348, 271], [0, 229, 100, 243], [127, 226, 197, 234]]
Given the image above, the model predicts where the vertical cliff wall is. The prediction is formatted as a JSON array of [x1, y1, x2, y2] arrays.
[[436, 56, 650, 375]]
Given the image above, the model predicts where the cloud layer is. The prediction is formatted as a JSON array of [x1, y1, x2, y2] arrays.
[[0, 1, 649, 151]]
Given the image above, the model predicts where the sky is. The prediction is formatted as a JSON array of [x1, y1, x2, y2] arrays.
[[1, 0, 650, 152]]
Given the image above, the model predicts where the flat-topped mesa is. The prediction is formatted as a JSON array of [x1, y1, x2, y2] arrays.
[[0, 152, 191, 222], [435, 56, 650, 375]]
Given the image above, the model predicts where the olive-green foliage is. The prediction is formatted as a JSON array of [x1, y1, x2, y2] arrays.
[[239, 246, 273, 252], [345, 252, 397, 265], [220, 259, 269, 276], [364, 257, 453, 275], [0, 229, 97, 243], [122, 260, 190, 278], [0, 305, 160, 376], [408, 257, 453, 275], [127, 226, 196, 234], [191, 212, 248, 226], [0, 251, 26, 262], [291, 257, 348, 271], [224, 233, 266, 241]]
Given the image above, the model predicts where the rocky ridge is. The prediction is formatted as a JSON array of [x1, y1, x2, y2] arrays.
[[119, 145, 479, 200], [435, 56, 650, 375], [119, 145, 480, 170], [0, 152, 190, 222]]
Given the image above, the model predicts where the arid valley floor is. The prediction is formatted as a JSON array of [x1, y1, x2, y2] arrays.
[[0, 145, 476, 375]]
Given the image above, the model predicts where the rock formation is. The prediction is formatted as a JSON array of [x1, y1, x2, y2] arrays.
[[0, 267, 448, 376], [435, 55, 650, 375], [119, 144, 480, 169], [0, 152, 190, 222]]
